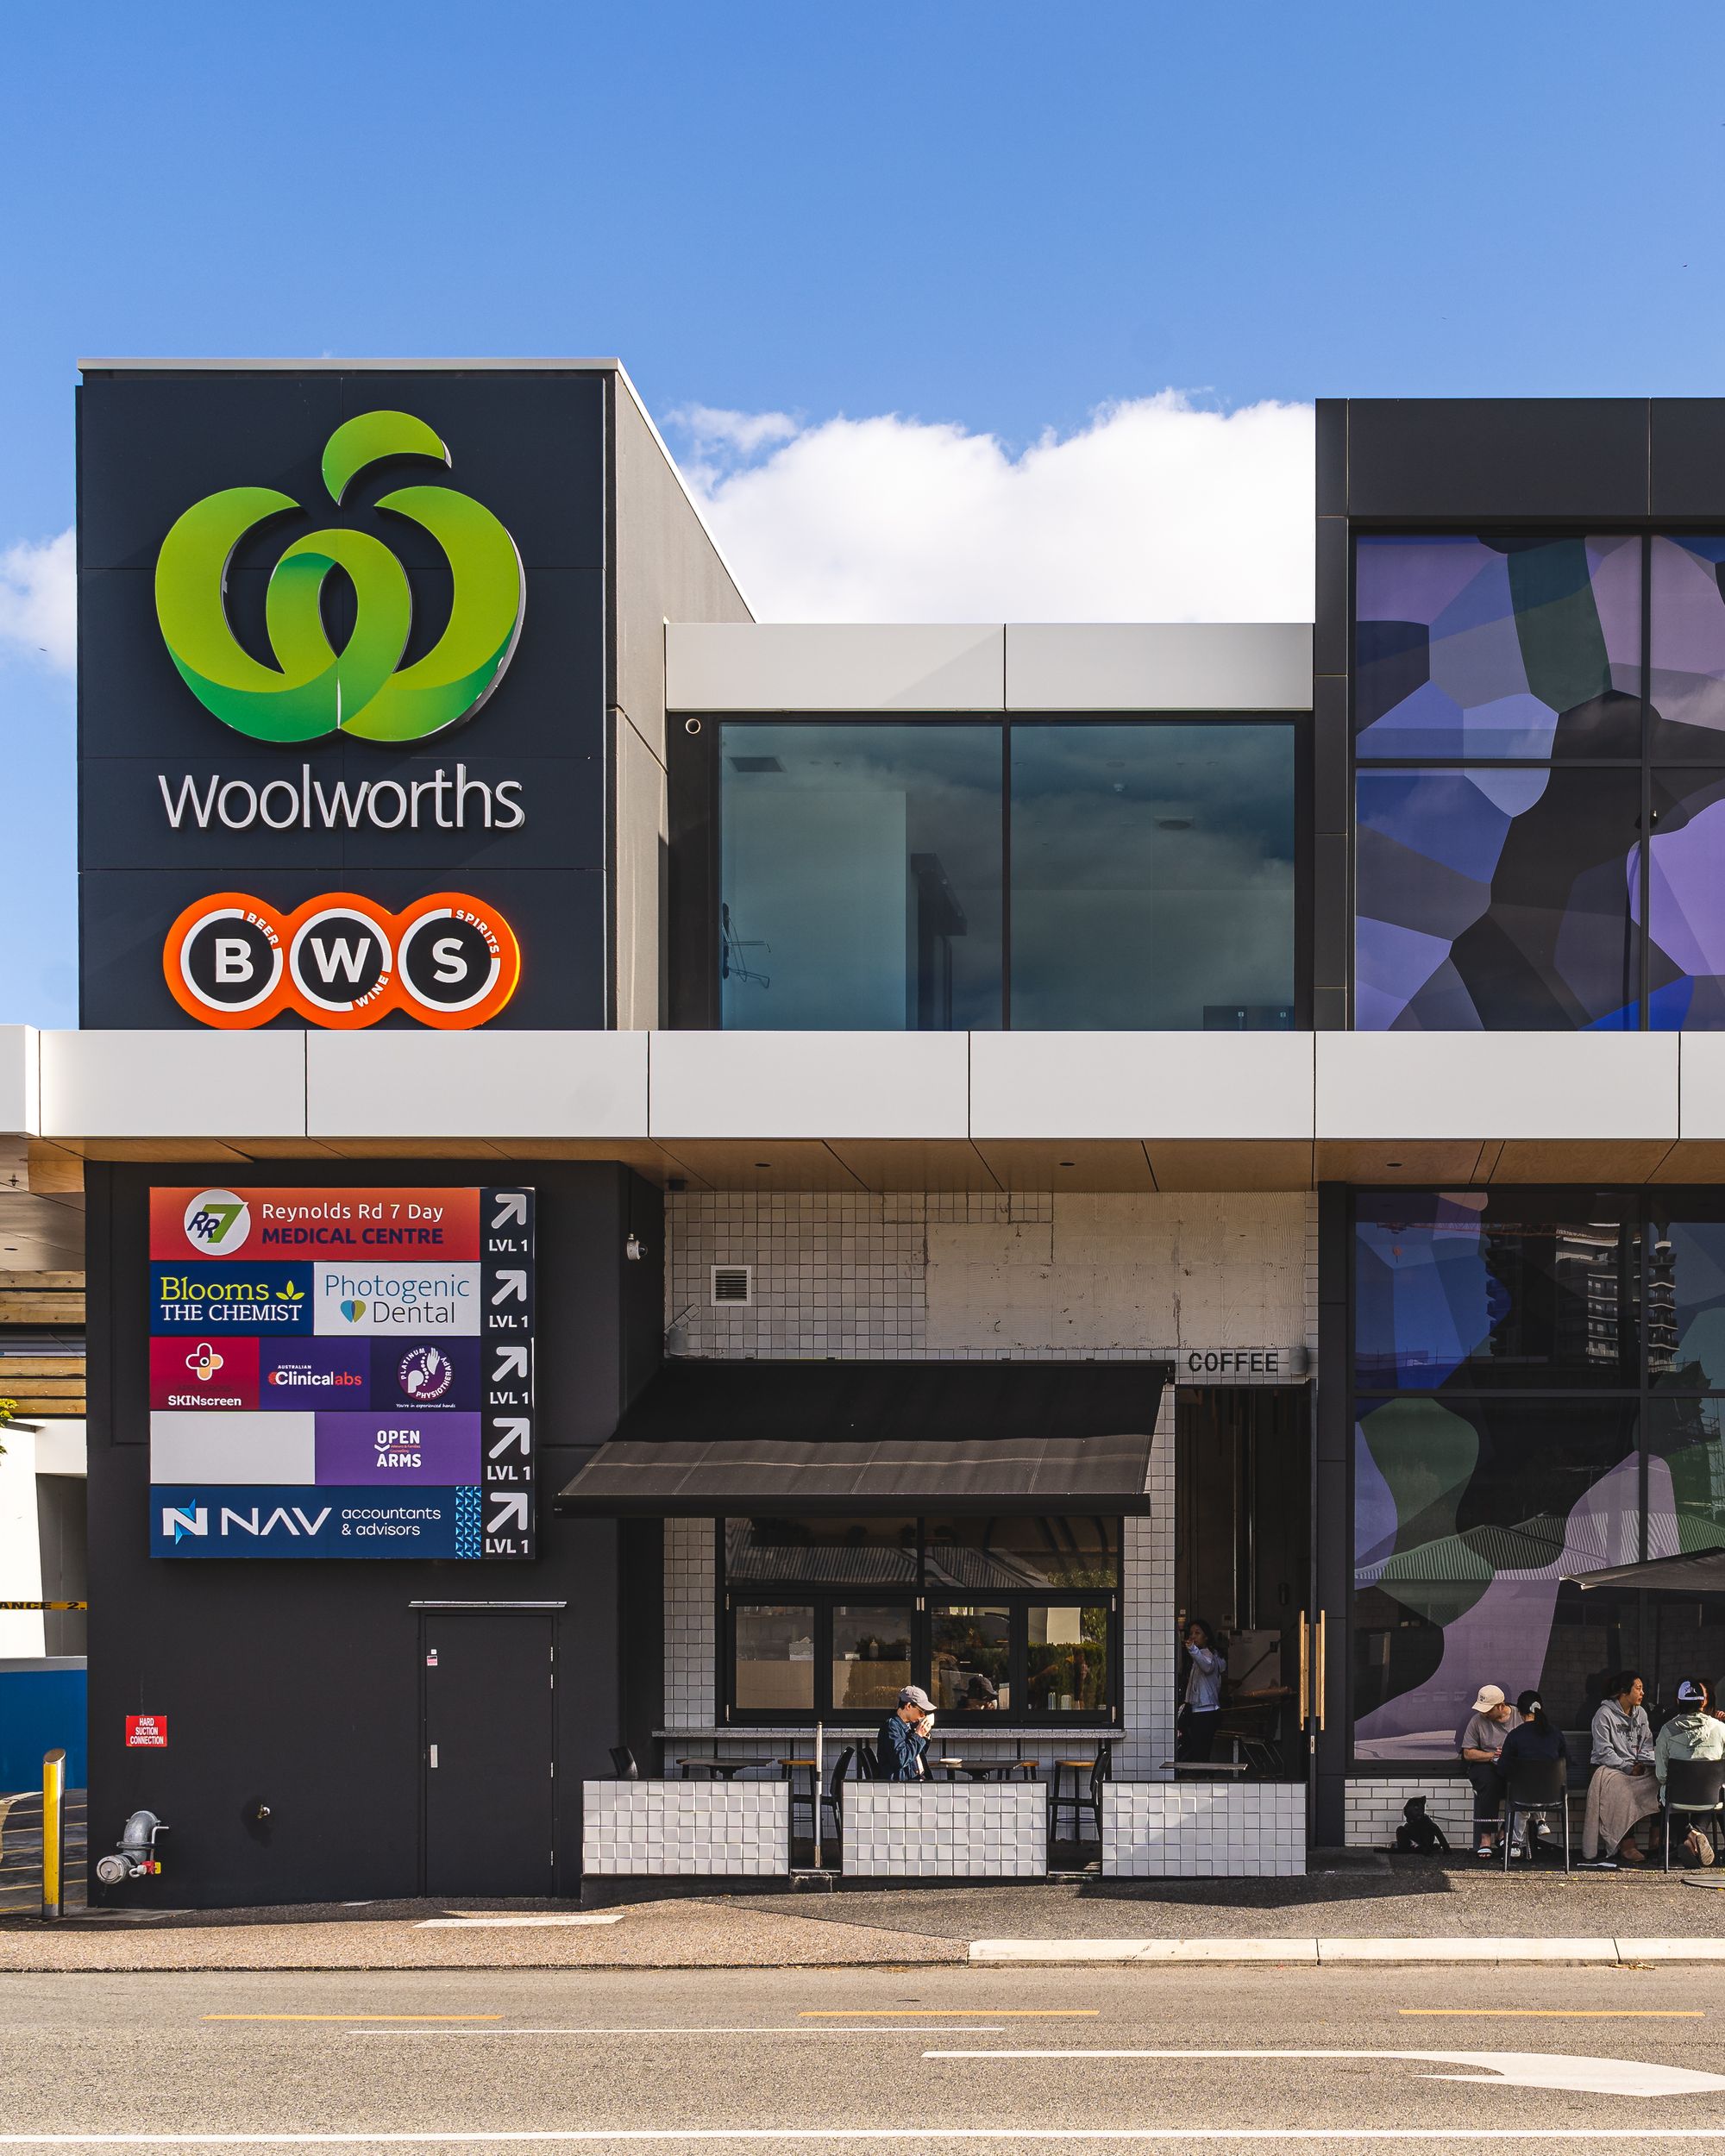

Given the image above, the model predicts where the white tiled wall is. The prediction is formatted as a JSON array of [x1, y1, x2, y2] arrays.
[[843, 1780, 1046, 1878], [581, 1779, 789, 1876], [1103, 1782, 1306, 1877], [662, 1187, 1317, 1812], [1345, 1777, 1475, 1852]]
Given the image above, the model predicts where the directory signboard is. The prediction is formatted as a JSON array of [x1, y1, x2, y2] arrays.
[[147, 1185, 535, 1558]]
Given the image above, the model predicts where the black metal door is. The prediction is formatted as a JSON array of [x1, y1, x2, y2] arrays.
[[422, 1612, 555, 1897]]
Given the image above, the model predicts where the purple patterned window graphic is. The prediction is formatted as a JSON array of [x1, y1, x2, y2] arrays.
[[1355, 535, 1642, 761], [1651, 537, 1725, 755], [1355, 768, 1639, 1030]]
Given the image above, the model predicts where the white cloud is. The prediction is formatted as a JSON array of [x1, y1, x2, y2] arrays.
[[674, 392, 1314, 624], [0, 529, 76, 671]]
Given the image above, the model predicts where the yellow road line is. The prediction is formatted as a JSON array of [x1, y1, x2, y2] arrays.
[[203, 2015, 504, 2023], [1399, 2009, 1703, 2019], [799, 2009, 1099, 2019]]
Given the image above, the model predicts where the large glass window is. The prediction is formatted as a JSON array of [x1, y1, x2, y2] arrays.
[[1348, 1188, 1725, 1761], [718, 724, 1002, 1030], [723, 1515, 1120, 1724], [1009, 723, 1295, 1029], [713, 718, 1298, 1030], [1354, 531, 1725, 1031]]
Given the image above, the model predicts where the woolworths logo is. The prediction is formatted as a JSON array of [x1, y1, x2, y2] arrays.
[[154, 410, 525, 745]]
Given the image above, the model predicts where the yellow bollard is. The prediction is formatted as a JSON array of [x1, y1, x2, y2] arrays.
[[41, 1748, 65, 1921]]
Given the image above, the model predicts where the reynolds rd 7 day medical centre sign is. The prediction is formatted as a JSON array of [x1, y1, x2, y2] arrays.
[[147, 1185, 536, 1559]]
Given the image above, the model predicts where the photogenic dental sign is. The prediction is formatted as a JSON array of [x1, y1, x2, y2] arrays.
[[147, 1185, 536, 1559]]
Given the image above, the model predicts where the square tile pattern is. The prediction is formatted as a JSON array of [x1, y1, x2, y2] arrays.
[[581, 1780, 789, 1877], [1346, 1777, 1475, 1852], [842, 1781, 1047, 1878], [1103, 1783, 1307, 1877], [658, 1187, 1321, 1865]]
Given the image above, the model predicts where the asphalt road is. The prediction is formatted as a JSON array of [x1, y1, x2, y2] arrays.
[[8, 1964, 1725, 2148]]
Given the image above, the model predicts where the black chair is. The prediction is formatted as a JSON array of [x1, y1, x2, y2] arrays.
[[1050, 1745, 1111, 1846], [1502, 1757, 1569, 1873], [608, 1745, 638, 1780], [1663, 1757, 1725, 1871], [856, 1741, 880, 1780], [821, 1746, 856, 1838]]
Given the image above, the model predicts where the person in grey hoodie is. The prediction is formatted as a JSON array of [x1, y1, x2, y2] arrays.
[[1656, 1677, 1725, 1865]]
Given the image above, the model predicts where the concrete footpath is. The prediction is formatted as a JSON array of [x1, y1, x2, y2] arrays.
[[0, 1857, 1722, 1971]]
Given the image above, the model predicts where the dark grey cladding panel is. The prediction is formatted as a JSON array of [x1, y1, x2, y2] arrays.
[[1650, 402, 1725, 517], [1343, 400, 1651, 520]]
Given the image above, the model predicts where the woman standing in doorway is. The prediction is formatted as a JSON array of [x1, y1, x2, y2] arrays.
[[1177, 1618, 1227, 1763]]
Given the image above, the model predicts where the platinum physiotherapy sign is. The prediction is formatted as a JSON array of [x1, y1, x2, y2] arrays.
[[77, 366, 609, 1029], [147, 1184, 537, 1559]]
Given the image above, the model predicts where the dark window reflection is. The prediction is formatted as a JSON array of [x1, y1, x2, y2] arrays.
[[1353, 1395, 1639, 1758], [1355, 1193, 1634, 1390], [1009, 723, 1295, 1030], [719, 724, 1002, 1030], [924, 1514, 1120, 1592], [724, 1516, 918, 1588], [1645, 1398, 1725, 1556]]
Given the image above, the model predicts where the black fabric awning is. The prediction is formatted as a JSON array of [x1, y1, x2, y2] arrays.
[[555, 1359, 1167, 1517]]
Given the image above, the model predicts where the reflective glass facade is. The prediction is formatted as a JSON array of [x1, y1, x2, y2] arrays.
[[1354, 533, 1725, 1029], [1351, 1191, 1725, 1764], [717, 719, 1297, 1030]]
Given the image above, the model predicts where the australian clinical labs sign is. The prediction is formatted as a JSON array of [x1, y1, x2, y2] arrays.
[[147, 1185, 536, 1559], [76, 366, 608, 1030]]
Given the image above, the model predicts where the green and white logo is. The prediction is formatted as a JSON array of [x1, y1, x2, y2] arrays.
[[154, 411, 525, 744]]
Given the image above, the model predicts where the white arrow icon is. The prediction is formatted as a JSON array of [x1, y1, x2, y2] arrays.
[[486, 1491, 530, 1534], [492, 1345, 529, 1381], [489, 1417, 531, 1457], [490, 1194, 529, 1230], [491, 1269, 528, 1305]]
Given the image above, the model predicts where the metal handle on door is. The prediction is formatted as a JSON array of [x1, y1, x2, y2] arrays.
[[1296, 1609, 1309, 1727], [429, 1745, 438, 1769], [1314, 1612, 1327, 1735]]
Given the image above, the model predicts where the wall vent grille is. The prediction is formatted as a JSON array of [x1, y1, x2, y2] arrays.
[[711, 1264, 753, 1307]]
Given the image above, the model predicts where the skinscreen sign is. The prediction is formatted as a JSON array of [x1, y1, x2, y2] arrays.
[[78, 365, 607, 1030], [147, 1185, 536, 1559]]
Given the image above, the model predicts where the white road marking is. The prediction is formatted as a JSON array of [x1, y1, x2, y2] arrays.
[[341, 2026, 1009, 2036], [15, 2133, 1725, 2145], [413, 1915, 624, 1930], [924, 2048, 1725, 2098]]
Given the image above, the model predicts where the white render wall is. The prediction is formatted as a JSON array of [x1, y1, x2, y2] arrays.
[[662, 1186, 1317, 1786]]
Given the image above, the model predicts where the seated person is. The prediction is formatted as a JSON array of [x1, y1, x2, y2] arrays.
[[1458, 1683, 1519, 1857], [960, 1674, 1000, 1712], [1656, 1677, 1725, 1865], [1583, 1670, 1659, 1865], [1497, 1690, 1567, 1856], [875, 1684, 935, 1781]]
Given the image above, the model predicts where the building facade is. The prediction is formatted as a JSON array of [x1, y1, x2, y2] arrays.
[[2, 374, 1721, 1896]]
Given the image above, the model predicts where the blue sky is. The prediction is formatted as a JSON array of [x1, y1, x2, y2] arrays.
[[3, 0, 1724, 1023]]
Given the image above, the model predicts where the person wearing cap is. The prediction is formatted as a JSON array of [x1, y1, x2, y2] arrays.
[[1457, 1683, 1520, 1857], [877, 1685, 935, 1781], [1584, 1670, 1659, 1865], [1654, 1676, 1725, 1866]]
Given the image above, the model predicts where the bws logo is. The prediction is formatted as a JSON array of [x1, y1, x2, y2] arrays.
[[164, 890, 519, 1030], [154, 411, 524, 744]]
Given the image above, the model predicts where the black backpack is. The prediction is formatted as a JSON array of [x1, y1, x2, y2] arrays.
[[1393, 1796, 1451, 1854]]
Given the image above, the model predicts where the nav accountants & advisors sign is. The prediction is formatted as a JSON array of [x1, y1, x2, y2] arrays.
[[147, 1185, 536, 1558]]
